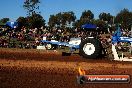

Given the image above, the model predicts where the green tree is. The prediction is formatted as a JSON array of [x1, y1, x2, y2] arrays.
[[73, 19, 86, 28], [0, 18, 10, 24], [96, 19, 108, 33], [80, 10, 94, 24], [23, 0, 40, 16], [48, 14, 60, 27], [27, 13, 45, 28], [73, 20, 81, 28], [73, 10, 94, 28], [17, 17, 28, 28], [115, 8, 132, 29], [99, 12, 113, 24], [48, 11, 76, 28], [61, 11, 76, 27]]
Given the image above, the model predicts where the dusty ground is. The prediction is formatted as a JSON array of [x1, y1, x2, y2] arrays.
[[0, 48, 132, 88]]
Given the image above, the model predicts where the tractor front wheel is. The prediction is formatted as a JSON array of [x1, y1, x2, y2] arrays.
[[45, 43, 53, 50]]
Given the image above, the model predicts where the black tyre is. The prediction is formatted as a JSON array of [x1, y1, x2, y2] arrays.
[[79, 38, 102, 59]]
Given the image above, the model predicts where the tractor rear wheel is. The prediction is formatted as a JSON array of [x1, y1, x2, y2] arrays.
[[79, 38, 102, 59]]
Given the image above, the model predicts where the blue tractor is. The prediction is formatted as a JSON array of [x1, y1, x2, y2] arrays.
[[41, 23, 132, 60], [41, 24, 104, 59], [80, 24, 132, 60]]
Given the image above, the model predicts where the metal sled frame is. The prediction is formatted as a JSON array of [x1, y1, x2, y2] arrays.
[[112, 25, 132, 61]]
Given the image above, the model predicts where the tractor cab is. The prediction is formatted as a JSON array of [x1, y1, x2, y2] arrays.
[[81, 24, 99, 38], [81, 24, 100, 42]]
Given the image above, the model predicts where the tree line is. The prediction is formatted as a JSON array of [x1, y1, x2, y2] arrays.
[[0, 0, 132, 31]]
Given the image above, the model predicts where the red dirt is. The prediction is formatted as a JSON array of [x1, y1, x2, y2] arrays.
[[0, 49, 132, 88]]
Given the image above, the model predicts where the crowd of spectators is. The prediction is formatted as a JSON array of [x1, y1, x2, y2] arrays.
[[0, 26, 89, 49], [3, 24, 131, 50]]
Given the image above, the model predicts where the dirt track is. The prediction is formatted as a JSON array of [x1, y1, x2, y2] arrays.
[[0, 49, 132, 88]]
